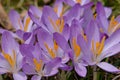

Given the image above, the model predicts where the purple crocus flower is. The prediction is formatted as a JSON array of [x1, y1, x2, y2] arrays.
[[95, 2, 119, 36], [20, 43, 61, 80], [9, 10, 33, 32], [37, 28, 71, 70], [53, 19, 88, 77], [0, 31, 26, 80], [77, 20, 120, 73]]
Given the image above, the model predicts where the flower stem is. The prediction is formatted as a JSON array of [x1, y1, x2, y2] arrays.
[[93, 65, 97, 80]]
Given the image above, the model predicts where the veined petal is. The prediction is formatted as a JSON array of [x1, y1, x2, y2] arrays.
[[9, 10, 23, 30], [31, 75, 41, 80], [13, 72, 27, 80], [97, 62, 120, 73], [104, 29, 120, 51], [1, 31, 19, 54], [74, 63, 87, 77], [53, 32, 70, 51], [37, 28, 53, 49], [96, 2, 108, 32]]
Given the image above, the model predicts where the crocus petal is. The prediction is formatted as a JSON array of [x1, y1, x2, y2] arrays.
[[0, 54, 10, 70], [100, 43, 120, 60], [23, 15, 33, 32], [31, 75, 41, 80], [81, 0, 91, 5], [43, 58, 61, 75], [77, 34, 93, 64], [104, 29, 120, 51], [59, 63, 72, 71], [53, 32, 70, 51], [1, 31, 19, 54], [63, 0, 75, 6], [37, 28, 53, 49], [9, 10, 23, 30], [41, 6, 58, 33], [96, 2, 108, 32], [74, 63, 87, 77], [22, 64, 36, 75], [64, 4, 83, 25], [62, 24, 70, 41], [16, 52, 23, 71], [13, 72, 27, 80], [104, 7, 112, 18], [97, 62, 120, 73]]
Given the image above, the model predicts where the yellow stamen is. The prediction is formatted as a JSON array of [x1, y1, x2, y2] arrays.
[[91, 36, 106, 55], [24, 17, 31, 32], [33, 58, 42, 72], [2, 50, 16, 69], [59, 19, 64, 32], [72, 38, 81, 58], [48, 17, 58, 31], [56, 19, 60, 26], [94, 13, 97, 19], [108, 16, 120, 33], [54, 41, 58, 51], [97, 36, 105, 55], [54, 6, 58, 13], [76, 0, 82, 3], [44, 43, 56, 58]]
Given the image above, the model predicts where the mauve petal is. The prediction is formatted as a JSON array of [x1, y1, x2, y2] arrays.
[[64, 4, 83, 25], [0, 68, 9, 74], [22, 64, 36, 75], [74, 63, 87, 77], [41, 6, 58, 33], [77, 34, 93, 64], [9, 10, 23, 30], [70, 19, 83, 39], [2, 31, 19, 54], [62, 24, 70, 41], [23, 32, 31, 41], [97, 62, 120, 73], [16, 30, 25, 39], [104, 29, 120, 51], [100, 43, 120, 60], [82, 7, 93, 28], [45, 69, 58, 77], [63, 0, 75, 6], [0, 54, 10, 70], [31, 75, 41, 80], [16, 52, 23, 71], [54, 0, 63, 17], [116, 15, 120, 22], [96, 2, 108, 32], [53, 32, 70, 51], [81, 0, 91, 5], [59, 63, 72, 71], [37, 28, 53, 49], [23, 14, 33, 32], [43, 58, 61, 75], [20, 44, 34, 58], [13, 72, 27, 80], [104, 7, 112, 18], [29, 5, 42, 18]]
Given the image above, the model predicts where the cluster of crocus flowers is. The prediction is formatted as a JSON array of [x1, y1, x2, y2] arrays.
[[0, 0, 120, 80]]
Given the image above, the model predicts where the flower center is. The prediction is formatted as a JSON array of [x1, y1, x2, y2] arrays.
[[91, 36, 106, 56], [44, 41, 58, 58], [2, 50, 16, 69], [48, 17, 64, 33], [24, 16, 31, 32], [108, 16, 120, 34], [72, 38, 81, 58], [33, 58, 43, 73]]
